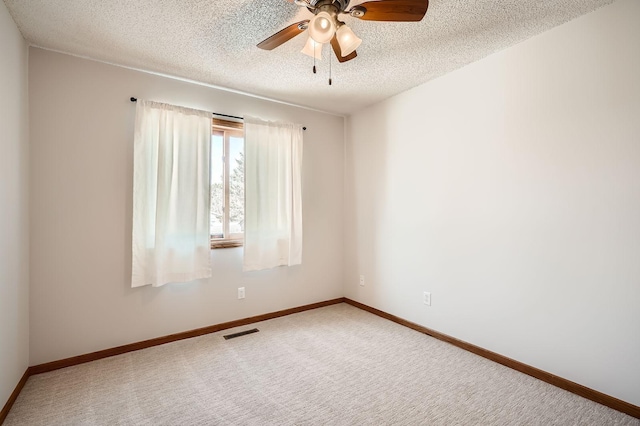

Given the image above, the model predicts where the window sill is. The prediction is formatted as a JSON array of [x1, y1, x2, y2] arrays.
[[211, 239, 243, 249]]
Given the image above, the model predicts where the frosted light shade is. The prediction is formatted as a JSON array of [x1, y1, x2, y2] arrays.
[[301, 36, 322, 60], [308, 11, 336, 44], [336, 25, 362, 56]]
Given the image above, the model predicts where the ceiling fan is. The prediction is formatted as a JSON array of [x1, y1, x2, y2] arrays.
[[257, 0, 430, 63]]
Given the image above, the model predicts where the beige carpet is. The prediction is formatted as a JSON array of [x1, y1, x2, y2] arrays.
[[5, 303, 638, 425]]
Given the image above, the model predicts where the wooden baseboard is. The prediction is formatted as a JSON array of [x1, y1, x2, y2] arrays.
[[0, 368, 31, 425], [30, 297, 346, 376], [343, 298, 640, 419]]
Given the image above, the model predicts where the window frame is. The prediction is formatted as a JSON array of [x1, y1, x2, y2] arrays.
[[210, 118, 244, 249]]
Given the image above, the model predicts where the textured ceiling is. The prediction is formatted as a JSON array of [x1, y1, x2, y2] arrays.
[[4, 0, 613, 115]]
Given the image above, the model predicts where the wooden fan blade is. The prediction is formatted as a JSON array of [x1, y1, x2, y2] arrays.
[[257, 20, 309, 50], [330, 36, 357, 63], [355, 0, 429, 22]]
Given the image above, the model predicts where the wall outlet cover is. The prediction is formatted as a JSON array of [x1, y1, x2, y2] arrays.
[[423, 291, 431, 306]]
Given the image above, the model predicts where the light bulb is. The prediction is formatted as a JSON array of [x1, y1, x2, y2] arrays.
[[336, 25, 362, 57], [301, 36, 322, 60], [308, 11, 336, 44]]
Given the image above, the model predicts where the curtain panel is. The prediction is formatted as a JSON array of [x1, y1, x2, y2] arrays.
[[131, 100, 212, 287], [243, 116, 304, 272]]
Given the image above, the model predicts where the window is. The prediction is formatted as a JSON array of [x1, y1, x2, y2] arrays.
[[210, 119, 244, 249]]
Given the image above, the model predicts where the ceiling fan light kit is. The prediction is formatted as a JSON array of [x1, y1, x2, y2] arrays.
[[258, 0, 429, 82], [335, 23, 361, 56], [301, 36, 323, 60], [309, 10, 337, 44]]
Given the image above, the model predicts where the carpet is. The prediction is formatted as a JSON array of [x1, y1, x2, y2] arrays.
[[4, 303, 638, 425]]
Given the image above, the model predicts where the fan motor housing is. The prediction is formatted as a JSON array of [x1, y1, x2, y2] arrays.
[[309, 0, 350, 13]]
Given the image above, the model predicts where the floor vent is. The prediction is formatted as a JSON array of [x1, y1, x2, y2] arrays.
[[223, 328, 259, 340]]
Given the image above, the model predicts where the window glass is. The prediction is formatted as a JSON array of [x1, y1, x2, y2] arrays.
[[210, 121, 244, 248], [210, 132, 224, 238]]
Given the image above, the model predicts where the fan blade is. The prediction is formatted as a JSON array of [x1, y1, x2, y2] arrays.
[[330, 36, 357, 63], [257, 20, 309, 50], [354, 0, 429, 22]]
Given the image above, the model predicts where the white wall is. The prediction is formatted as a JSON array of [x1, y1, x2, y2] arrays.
[[345, 0, 640, 406], [28, 48, 344, 365], [0, 2, 30, 407]]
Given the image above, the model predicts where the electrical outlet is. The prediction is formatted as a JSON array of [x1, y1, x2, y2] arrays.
[[359, 275, 365, 286], [423, 291, 431, 306], [238, 287, 245, 299]]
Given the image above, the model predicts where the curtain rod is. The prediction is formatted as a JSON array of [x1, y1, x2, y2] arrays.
[[130, 98, 306, 130]]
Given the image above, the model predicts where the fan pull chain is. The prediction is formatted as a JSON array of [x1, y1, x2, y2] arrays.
[[329, 49, 332, 85], [313, 42, 317, 74]]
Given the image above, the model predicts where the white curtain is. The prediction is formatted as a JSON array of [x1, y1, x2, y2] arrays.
[[243, 116, 304, 272], [131, 100, 212, 287]]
